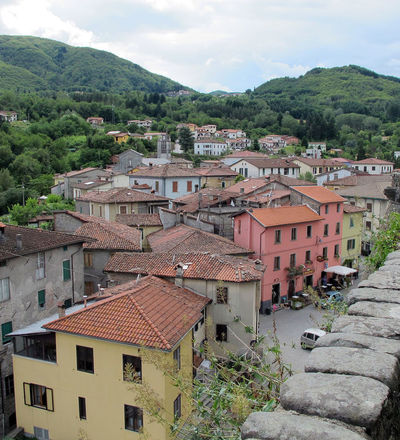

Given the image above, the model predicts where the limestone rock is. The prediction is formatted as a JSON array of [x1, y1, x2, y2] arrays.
[[347, 288, 400, 305], [349, 301, 400, 319], [332, 315, 400, 339], [358, 271, 400, 290]]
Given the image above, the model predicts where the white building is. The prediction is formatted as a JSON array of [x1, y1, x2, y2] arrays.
[[230, 158, 300, 178], [127, 119, 153, 129], [194, 139, 228, 156], [351, 158, 394, 175]]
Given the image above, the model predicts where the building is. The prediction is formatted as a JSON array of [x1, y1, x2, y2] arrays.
[[0, 224, 86, 437], [258, 135, 299, 152], [314, 168, 353, 186], [127, 119, 153, 129], [111, 149, 144, 173], [341, 205, 366, 268], [144, 132, 166, 140], [194, 139, 228, 156], [129, 165, 202, 200], [11, 276, 209, 440], [351, 158, 394, 175], [195, 165, 238, 189], [230, 158, 300, 179], [220, 129, 246, 139], [53, 211, 142, 294], [106, 131, 129, 143], [220, 151, 269, 167], [157, 133, 172, 160], [75, 187, 170, 220], [292, 158, 343, 177], [115, 213, 163, 250], [225, 138, 252, 150], [105, 253, 264, 355], [0, 111, 17, 122], [86, 117, 103, 126], [71, 173, 131, 201], [308, 142, 326, 151]]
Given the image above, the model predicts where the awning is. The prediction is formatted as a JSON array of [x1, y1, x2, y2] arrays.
[[325, 265, 358, 276]]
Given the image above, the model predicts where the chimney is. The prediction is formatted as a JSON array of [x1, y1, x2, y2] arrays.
[[16, 233, 22, 250], [175, 263, 184, 287], [83, 295, 88, 308], [149, 162, 153, 168], [57, 301, 66, 318]]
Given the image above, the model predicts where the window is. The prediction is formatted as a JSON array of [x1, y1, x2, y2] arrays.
[[334, 244, 340, 257], [155, 181, 159, 192], [125, 405, 143, 432], [273, 256, 280, 271], [325, 205, 329, 214], [366, 203, 372, 212], [84, 253, 93, 268], [63, 246, 68, 251], [187, 181, 192, 192], [275, 229, 281, 244], [366, 221, 372, 231], [172, 181, 178, 192], [216, 286, 228, 304], [1, 321, 12, 344], [36, 252, 45, 280], [335, 222, 340, 235], [291, 227, 297, 241], [174, 394, 182, 420], [99, 206, 103, 217], [337, 203, 341, 213], [324, 224, 329, 236], [24, 383, 54, 411], [322, 247, 328, 259], [64, 298, 72, 309], [0, 277, 10, 302], [289, 253, 296, 267], [119, 205, 127, 214], [305, 250, 311, 263], [5, 374, 14, 397], [123, 355, 142, 382], [216, 324, 227, 342], [173, 346, 181, 370], [237, 219, 241, 234], [347, 239, 355, 250], [76, 346, 94, 373], [306, 225, 312, 238], [63, 260, 71, 281], [284, 168, 289, 175], [349, 217, 354, 228], [38, 290, 45, 308], [33, 427, 50, 440], [79, 397, 86, 420]]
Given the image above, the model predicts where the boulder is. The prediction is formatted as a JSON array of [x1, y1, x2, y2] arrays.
[[332, 315, 400, 339]]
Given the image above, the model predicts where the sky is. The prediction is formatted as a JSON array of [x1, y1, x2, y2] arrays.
[[0, 0, 399, 93]]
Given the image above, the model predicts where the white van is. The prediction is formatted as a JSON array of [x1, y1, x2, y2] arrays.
[[300, 328, 326, 349]]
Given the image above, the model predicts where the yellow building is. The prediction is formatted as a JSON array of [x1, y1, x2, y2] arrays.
[[12, 276, 209, 440], [196, 166, 239, 189], [341, 204, 366, 268], [107, 131, 130, 143]]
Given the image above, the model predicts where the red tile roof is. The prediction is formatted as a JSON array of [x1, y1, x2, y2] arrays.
[[248, 205, 323, 227], [225, 177, 270, 196], [44, 276, 210, 351], [77, 187, 170, 203], [232, 158, 300, 169], [291, 186, 346, 203], [115, 213, 162, 227], [195, 166, 238, 177], [147, 224, 253, 255], [294, 158, 342, 167], [245, 190, 291, 204], [224, 151, 268, 158], [343, 205, 367, 213], [353, 158, 394, 165], [130, 164, 200, 178], [105, 252, 264, 282]]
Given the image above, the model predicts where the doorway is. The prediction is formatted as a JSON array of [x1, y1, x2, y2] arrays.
[[304, 275, 313, 288], [287, 279, 295, 298], [272, 283, 280, 305]]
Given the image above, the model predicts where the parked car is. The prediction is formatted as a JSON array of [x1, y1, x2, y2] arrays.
[[320, 291, 344, 309], [301, 328, 326, 349]]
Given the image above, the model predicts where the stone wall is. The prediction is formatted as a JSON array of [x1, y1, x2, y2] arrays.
[[241, 250, 400, 440]]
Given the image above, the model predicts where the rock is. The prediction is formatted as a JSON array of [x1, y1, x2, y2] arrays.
[[384, 250, 400, 261], [332, 315, 400, 339], [280, 373, 389, 428], [241, 412, 369, 440], [315, 332, 400, 358], [358, 271, 400, 290], [349, 301, 400, 319], [347, 288, 400, 306], [305, 347, 399, 388]]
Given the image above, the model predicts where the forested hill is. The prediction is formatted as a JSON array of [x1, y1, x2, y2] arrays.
[[0, 35, 187, 93], [254, 65, 400, 119]]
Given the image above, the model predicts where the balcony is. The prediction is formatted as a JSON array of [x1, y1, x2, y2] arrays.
[[15, 334, 56, 363]]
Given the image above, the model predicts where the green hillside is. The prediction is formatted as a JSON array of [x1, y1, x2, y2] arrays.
[[0, 35, 187, 93], [254, 65, 400, 117]]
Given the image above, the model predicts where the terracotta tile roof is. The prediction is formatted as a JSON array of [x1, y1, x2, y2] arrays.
[[323, 174, 391, 187], [331, 157, 353, 163], [268, 175, 316, 187], [173, 188, 227, 205], [174, 189, 235, 213], [353, 158, 394, 165], [147, 224, 253, 255], [248, 205, 323, 227], [62, 167, 100, 178], [232, 158, 300, 169], [105, 252, 264, 282], [72, 180, 109, 190], [323, 175, 358, 186], [336, 178, 391, 200], [131, 184, 152, 189], [226, 177, 269, 195], [291, 186, 346, 203], [0, 224, 87, 262], [195, 166, 238, 177], [77, 187, 170, 203], [343, 205, 367, 213], [130, 164, 200, 178], [245, 190, 291, 204], [224, 151, 268, 158], [293, 158, 342, 167], [115, 213, 162, 227], [44, 276, 210, 351]]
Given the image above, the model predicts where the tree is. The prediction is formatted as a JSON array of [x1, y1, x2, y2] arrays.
[[178, 127, 194, 152], [252, 139, 260, 151]]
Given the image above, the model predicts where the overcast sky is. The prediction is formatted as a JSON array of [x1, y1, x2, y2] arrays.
[[0, 0, 399, 93]]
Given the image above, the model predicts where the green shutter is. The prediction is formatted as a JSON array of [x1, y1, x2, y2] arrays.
[[63, 260, 71, 281], [38, 290, 45, 307], [2, 321, 12, 344]]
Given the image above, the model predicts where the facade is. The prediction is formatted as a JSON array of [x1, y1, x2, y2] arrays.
[[112, 149, 143, 173], [230, 158, 300, 179], [194, 139, 228, 156], [86, 117, 103, 126], [220, 151, 269, 167], [292, 158, 343, 177], [195, 166, 238, 189], [341, 205, 365, 268], [157, 133, 172, 160], [127, 119, 152, 129], [0, 224, 86, 437], [12, 277, 209, 440], [351, 158, 394, 175], [71, 174, 130, 201], [106, 131, 129, 143], [0, 111, 17, 122], [314, 168, 353, 186], [225, 138, 251, 150], [56, 168, 110, 200]]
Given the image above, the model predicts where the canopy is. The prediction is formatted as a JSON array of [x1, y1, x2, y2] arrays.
[[325, 265, 357, 276]]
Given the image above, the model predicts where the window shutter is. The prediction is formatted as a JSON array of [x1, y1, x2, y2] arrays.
[[1, 321, 12, 344], [24, 383, 31, 406], [38, 290, 45, 307], [63, 260, 71, 281], [46, 388, 54, 411]]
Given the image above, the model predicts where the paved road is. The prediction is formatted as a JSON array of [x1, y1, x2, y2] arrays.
[[259, 305, 325, 374]]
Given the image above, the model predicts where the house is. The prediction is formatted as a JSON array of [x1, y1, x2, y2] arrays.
[[258, 135, 299, 152], [230, 158, 300, 179], [220, 151, 269, 167], [225, 138, 252, 150], [314, 168, 353, 186], [176, 123, 198, 132], [0, 111, 17, 122], [129, 165, 202, 200], [115, 213, 163, 250], [71, 172, 130, 201], [127, 119, 152, 129], [157, 133, 172, 160], [112, 149, 143, 173], [75, 187, 169, 220], [308, 142, 326, 151], [195, 165, 238, 189], [200, 124, 217, 134], [147, 224, 253, 256], [105, 253, 264, 355], [351, 158, 394, 175], [194, 139, 228, 156], [0, 223, 86, 437], [341, 205, 366, 268], [234, 206, 327, 313], [292, 158, 343, 177], [144, 132, 166, 140], [220, 129, 246, 139], [11, 276, 209, 440], [53, 211, 142, 294], [86, 117, 103, 126], [106, 131, 129, 143]]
